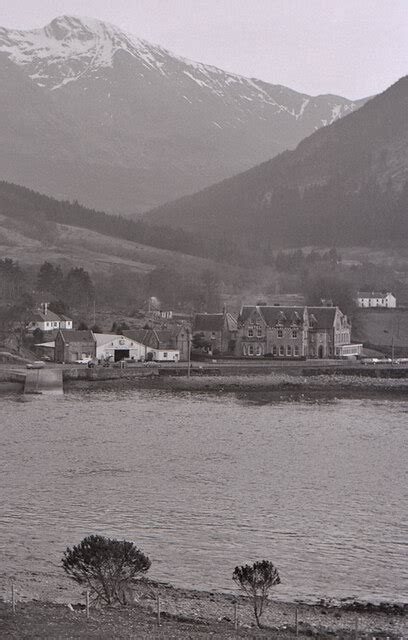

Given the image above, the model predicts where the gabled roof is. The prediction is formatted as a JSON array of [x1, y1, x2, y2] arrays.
[[307, 306, 338, 330], [238, 305, 306, 328], [123, 329, 151, 345], [94, 333, 144, 348], [57, 329, 95, 343], [225, 313, 238, 332], [193, 313, 225, 332], [357, 291, 394, 298], [31, 310, 62, 323]]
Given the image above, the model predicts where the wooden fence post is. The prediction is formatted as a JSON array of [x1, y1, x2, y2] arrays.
[[156, 595, 161, 626], [233, 601, 238, 631], [11, 583, 16, 615], [86, 589, 90, 619]]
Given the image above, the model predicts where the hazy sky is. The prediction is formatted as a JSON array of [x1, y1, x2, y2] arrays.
[[0, 0, 406, 98]]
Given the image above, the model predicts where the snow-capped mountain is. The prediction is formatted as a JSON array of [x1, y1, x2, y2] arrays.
[[0, 16, 368, 213]]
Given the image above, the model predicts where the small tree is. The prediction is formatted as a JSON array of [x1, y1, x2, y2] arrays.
[[232, 560, 281, 628], [62, 535, 151, 606]]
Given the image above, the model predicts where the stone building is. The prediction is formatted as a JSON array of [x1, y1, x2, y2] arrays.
[[192, 311, 237, 355], [54, 330, 96, 363], [308, 307, 350, 358], [236, 304, 361, 359], [236, 305, 309, 358]]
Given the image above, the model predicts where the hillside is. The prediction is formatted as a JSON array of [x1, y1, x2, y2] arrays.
[[0, 15, 366, 213], [146, 77, 408, 248], [0, 180, 278, 301], [0, 179, 250, 266]]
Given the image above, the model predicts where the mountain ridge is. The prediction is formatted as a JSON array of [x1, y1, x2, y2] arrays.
[[145, 76, 408, 248], [0, 15, 368, 213]]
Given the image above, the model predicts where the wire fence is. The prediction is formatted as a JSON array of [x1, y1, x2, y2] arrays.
[[6, 583, 406, 639]]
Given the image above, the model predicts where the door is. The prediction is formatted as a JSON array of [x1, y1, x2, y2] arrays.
[[114, 349, 129, 362]]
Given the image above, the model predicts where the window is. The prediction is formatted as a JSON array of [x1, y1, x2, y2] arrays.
[[256, 344, 262, 356], [242, 345, 247, 356], [287, 345, 292, 356], [294, 345, 299, 356], [272, 345, 277, 356], [257, 326, 262, 337], [163, 352, 168, 358], [279, 345, 284, 356], [248, 345, 254, 355], [248, 327, 254, 337], [211, 331, 216, 338], [277, 328, 283, 338], [292, 329, 298, 339]]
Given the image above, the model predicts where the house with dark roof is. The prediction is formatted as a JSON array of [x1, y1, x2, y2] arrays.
[[54, 330, 96, 363], [28, 303, 73, 333], [124, 325, 189, 361], [236, 305, 308, 358], [192, 311, 237, 355], [307, 306, 359, 358], [236, 304, 362, 359]]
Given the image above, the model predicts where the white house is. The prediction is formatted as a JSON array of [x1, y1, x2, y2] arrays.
[[146, 348, 180, 362], [28, 303, 73, 332], [356, 291, 396, 308]]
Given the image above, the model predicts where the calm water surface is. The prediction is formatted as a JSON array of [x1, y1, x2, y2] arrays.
[[0, 388, 407, 603]]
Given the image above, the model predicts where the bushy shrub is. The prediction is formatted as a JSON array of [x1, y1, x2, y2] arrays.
[[62, 534, 151, 605]]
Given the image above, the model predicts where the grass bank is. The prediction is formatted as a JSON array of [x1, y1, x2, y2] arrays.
[[1, 581, 406, 640]]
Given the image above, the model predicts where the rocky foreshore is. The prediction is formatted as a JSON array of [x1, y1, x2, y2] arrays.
[[64, 371, 408, 399], [1, 580, 407, 639]]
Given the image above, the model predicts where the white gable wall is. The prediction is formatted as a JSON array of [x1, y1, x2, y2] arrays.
[[95, 334, 147, 361]]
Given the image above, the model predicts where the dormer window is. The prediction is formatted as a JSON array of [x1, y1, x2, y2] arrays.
[[248, 327, 254, 337], [277, 329, 283, 338], [257, 326, 262, 337], [292, 329, 298, 339]]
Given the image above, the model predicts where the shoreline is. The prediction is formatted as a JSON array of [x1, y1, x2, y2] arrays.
[[1, 579, 406, 638], [62, 371, 408, 398]]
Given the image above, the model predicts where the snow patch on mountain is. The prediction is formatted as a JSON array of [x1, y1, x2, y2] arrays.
[[0, 15, 171, 88], [0, 14, 362, 126]]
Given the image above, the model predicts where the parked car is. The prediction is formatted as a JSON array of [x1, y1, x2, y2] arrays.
[[75, 357, 93, 364], [26, 361, 45, 369], [361, 358, 380, 365]]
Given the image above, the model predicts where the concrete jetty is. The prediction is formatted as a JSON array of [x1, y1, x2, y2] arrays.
[[24, 368, 63, 395]]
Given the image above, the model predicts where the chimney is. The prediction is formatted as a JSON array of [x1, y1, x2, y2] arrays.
[[42, 302, 49, 315]]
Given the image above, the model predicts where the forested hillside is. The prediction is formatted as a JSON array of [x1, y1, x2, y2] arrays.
[[146, 77, 408, 249], [0, 181, 243, 264]]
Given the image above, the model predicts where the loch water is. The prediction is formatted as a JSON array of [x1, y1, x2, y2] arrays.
[[0, 388, 407, 603]]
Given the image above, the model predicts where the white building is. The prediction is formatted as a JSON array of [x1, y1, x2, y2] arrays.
[[28, 303, 73, 332], [95, 334, 146, 362], [356, 291, 396, 308], [94, 333, 180, 363]]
